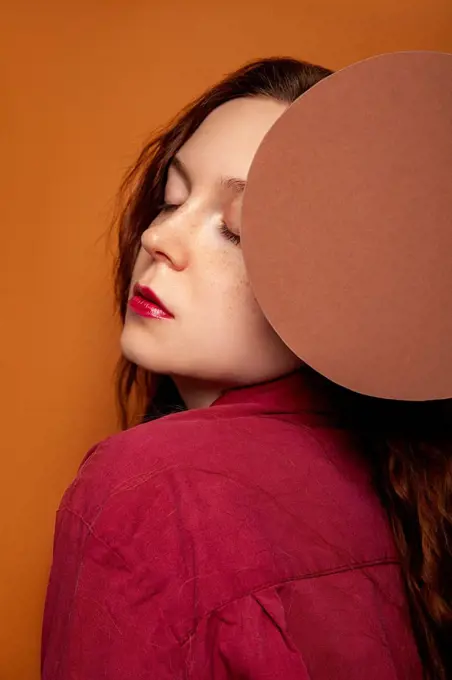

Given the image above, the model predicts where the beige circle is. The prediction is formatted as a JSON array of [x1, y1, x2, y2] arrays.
[[242, 51, 452, 401]]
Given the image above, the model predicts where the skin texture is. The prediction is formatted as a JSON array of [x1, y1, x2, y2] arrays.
[[120, 96, 301, 408]]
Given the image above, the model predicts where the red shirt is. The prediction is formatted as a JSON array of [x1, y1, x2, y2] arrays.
[[41, 370, 422, 679]]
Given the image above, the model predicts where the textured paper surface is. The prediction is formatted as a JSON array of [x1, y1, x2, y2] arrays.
[[242, 51, 452, 400]]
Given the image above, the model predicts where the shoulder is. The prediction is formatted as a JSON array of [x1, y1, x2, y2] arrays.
[[63, 402, 295, 553], [57, 413, 289, 642], [59, 404, 398, 618], [56, 407, 309, 620], [62, 402, 311, 522], [63, 403, 397, 564]]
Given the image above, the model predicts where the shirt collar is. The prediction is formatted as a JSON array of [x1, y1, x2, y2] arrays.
[[211, 367, 340, 426]]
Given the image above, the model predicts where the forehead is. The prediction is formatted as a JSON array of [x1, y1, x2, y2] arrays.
[[177, 96, 287, 181]]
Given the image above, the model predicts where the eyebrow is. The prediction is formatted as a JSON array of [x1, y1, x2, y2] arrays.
[[170, 155, 247, 195]]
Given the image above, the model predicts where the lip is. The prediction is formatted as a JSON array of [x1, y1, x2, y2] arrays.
[[128, 283, 174, 320]]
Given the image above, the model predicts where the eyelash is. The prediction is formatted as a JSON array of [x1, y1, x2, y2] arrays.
[[219, 223, 241, 246], [157, 203, 241, 247], [157, 203, 177, 214]]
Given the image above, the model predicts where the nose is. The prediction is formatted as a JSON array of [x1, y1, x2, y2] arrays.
[[140, 213, 189, 271]]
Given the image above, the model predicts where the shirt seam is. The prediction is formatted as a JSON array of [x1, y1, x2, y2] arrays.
[[74, 411, 340, 501], [64, 418, 343, 530], [59, 509, 399, 650], [179, 557, 400, 648]]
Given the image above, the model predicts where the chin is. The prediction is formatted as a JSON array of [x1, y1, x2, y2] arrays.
[[119, 327, 176, 376], [120, 327, 149, 367], [120, 334, 154, 371]]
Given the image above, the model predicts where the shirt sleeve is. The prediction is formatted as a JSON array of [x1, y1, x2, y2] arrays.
[[42, 497, 190, 679], [41, 469, 312, 680], [42, 499, 311, 680], [183, 592, 312, 680]]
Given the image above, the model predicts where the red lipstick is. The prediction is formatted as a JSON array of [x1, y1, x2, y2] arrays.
[[128, 284, 174, 320]]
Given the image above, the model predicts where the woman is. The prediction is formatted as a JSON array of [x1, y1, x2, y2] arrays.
[[41, 57, 451, 679]]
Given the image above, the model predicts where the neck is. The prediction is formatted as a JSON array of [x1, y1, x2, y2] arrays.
[[172, 376, 227, 410]]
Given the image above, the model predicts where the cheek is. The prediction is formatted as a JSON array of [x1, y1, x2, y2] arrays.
[[129, 248, 148, 288], [210, 257, 266, 326]]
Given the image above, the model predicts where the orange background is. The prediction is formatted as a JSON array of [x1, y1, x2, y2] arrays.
[[1, 1, 451, 678]]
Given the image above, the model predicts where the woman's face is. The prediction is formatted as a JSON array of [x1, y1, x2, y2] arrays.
[[121, 96, 301, 402]]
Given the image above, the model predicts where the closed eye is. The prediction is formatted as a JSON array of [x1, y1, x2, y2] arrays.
[[157, 203, 240, 246], [157, 202, 180, 214], [219, 223, 241, 246]]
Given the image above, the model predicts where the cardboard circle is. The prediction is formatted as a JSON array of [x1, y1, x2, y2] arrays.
[[241, 51, 452, 401]]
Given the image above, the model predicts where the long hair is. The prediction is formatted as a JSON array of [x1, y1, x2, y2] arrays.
[[111, 56, 452, 678]]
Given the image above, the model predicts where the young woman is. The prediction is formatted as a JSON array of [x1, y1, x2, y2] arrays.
[[41, 57, 451, 679]]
